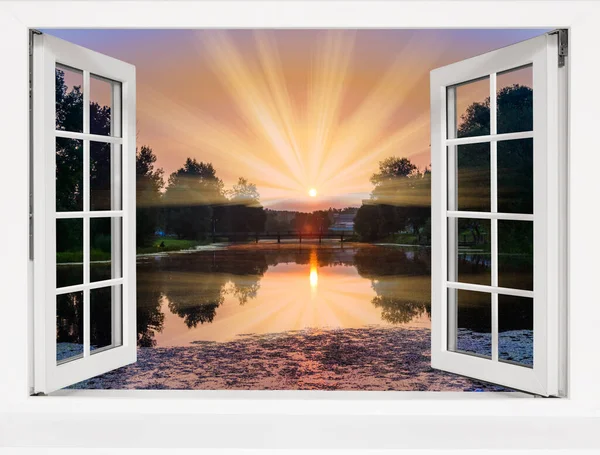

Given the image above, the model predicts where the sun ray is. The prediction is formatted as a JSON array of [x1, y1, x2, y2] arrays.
[[307, 30, 356, 188], [148, 30, 456, 205], [253, 30, 307, 181], [199, 31, 307, 188]]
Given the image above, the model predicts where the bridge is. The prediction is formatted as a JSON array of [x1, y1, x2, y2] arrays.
[[211, 231, 353, 244]]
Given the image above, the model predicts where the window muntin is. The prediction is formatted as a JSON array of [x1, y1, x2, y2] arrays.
[[446, 67, 535, 368], [54, 62, 124, 365]]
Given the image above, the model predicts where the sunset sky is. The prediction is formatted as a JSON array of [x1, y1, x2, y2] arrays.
[[46, 29, 548, 211]]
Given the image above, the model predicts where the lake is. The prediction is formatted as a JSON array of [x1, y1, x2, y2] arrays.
[[135, 242, 433, 346], [58, 241, 533, 389]]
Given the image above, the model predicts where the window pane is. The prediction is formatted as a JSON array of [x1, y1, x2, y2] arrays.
[[56, 138, 83, 212], [497, 138, 533, 214], [90, 285, 123, 353], [90, 217, 122, 282], [448, 218, 491, 286], [455, 143, 490, 212], [448, 288, 491, 359], [56, 65, 83, 133], [499, 295, 533, 367], [498, 220, 533, 291], [56, 291, 84, 364], [90, 75, 121, 137], [497, 65, 533, 134], [91, 141, 122, 211], [448, 76, 490, 138], [56, 218, 83, 288]]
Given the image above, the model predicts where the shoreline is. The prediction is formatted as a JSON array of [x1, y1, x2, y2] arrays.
[[71, 326, 509, 391]]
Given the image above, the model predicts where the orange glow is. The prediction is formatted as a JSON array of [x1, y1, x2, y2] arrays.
[[151, 245, 431, 345], [51, 29, 545, 211], [309, 249, 319, 291], [309, 268, 318, 289], [132, 30, 445, 210]]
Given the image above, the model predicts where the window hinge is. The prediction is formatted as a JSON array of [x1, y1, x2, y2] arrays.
[[28, 29, 42, 56], [550, 29, 568, 68]]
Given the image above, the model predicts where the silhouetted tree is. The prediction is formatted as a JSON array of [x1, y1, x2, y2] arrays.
[[162, 158, 225, 240], [355, 157, 430, 241], [227, 177, 266, 234], [136, 146, 164, 246]]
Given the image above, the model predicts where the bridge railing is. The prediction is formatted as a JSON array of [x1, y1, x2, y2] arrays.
[[211, 231, 352, 244]]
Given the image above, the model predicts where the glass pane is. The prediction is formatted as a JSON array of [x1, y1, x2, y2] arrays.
[[90, 285, 123, 353], [497, 138, 533, 214], [56, 138, 83, 212], [448, 218, 491, 286], [449, 288, 491, 358], [90, 75, 121, 137], [56, 64, 83, 133], [448, 76, 490, 138], [455, 143, 490, 212], [499, 295, 533, 367], [56, 218, 83, 288], [90, 217, 122, 282], [498, 220, 533, 291], [497, 65, 533, 134], [91, 141, 122, 211], [56, 291, 84, 364]]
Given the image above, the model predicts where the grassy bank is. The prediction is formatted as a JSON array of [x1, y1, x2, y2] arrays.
[[57, 238, 211, 263], [137, 238, 210, 255], [383, 233, 429, 245], [57, 249, 111, 264]]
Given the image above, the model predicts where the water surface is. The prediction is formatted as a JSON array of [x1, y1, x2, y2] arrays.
[[136, 242, 432, 346]]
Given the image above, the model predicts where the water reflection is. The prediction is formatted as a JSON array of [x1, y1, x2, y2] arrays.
[[309, 249, 318, 291], [134, 244, 432, 345], [56, 243, 533, 348]]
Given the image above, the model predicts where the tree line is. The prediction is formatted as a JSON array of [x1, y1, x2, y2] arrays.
[[57, 66, 534, 251], [353, 82, 534, 245], [137, 151, 268, 246]]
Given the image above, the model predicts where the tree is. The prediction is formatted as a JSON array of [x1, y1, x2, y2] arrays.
[[56, 69, 113, 256], [353, 204, 381, 241], [370, 156, 417, 186], [457, 84, 533, 214], [136, 146, 164, 246], [227, 177, 266, 234], [456, 84, 533, 259], [355, 157, 429, 241], [162, 158, 225, 240]]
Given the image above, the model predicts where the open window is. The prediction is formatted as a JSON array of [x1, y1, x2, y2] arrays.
[[31, 33, 136, 393], [430, 31, 568, 396], [30, 29, 567, 396]]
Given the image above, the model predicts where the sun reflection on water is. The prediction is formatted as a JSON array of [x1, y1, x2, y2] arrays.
[[309, 267, 318, 289], [309, 249, 319, 292]]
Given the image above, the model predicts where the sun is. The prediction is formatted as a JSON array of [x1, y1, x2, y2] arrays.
[[308, 188, 317, 197]]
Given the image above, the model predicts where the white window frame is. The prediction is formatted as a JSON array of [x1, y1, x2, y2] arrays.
[[1, 1, 599, 452], [31, 33, 137, 393], [430, 32, 567, 396]]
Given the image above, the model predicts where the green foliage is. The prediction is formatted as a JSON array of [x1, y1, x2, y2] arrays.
[[136, 238, 205, 255]]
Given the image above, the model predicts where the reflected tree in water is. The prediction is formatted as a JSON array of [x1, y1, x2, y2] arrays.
[[371, 295, 430, 324], [355, 247, 432, 324], [136, 271, 166, 347], [56, 292, 84, 346]]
